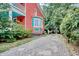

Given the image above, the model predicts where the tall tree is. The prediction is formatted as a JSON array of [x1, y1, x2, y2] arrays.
[[42, 3, 72, 33], [0, 3, 10, 20]]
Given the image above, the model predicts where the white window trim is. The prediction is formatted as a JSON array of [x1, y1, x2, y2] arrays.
[[33, 18, 42, 27]]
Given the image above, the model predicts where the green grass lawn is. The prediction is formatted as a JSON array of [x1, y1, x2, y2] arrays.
[[0, 38, 33, 53]]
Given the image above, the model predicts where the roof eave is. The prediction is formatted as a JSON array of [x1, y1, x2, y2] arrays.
[[37, 3, 45, 18]]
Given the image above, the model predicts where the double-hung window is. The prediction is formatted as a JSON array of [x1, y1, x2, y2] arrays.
[[33, 18, 41, 27]]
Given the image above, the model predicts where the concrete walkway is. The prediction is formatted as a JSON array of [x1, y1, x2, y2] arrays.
[[0, 34, 71, 56]]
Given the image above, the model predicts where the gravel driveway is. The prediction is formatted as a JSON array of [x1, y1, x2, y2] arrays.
[[0, 34, 71, 56]]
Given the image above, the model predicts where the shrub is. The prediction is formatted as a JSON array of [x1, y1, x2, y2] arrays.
[[0, 19, 32, 42], [26, 30, 32, 38], [4, 29, 16, 43], [43, 4, 71, 34], [70, 29, 79, 45], [12, 23, 26, 39], [60, 8, 79, 44], [0, 17, 16, 42], [12, 23, 32, 39], [0, 26, 16, 43]]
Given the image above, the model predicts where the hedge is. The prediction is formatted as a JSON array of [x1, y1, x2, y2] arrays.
[[60, 8, 79, 45], [0, 18, 32, 43]]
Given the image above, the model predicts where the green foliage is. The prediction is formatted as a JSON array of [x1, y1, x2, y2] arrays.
[[60, 8, 79, 44], [0, 3, 10, 10], [0, 20, 16, 42], [0, 3, 32, 43], [0, 3, 10, 20], [26, 30, 32, 38], [43, 3, 79, 45], [12, 23, 26, 39], [3, 30, 16, 43], [0, 15, 32, 42], [12, 23, 32, 39], [0, 21, 32, 43], [43, 3, 71, 33], [70, 29, 79, 45], [0, 11, 9, 20]]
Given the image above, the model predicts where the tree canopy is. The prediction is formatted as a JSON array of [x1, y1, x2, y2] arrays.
[[42, 3, 79, 45], [42, 3, 72, 33], [0, 3, 10, 20], [0, 3, 10, 10]]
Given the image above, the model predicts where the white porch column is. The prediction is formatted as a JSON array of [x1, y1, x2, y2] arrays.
[[9, 8, 12, 20], [25, 3, 26, 29]]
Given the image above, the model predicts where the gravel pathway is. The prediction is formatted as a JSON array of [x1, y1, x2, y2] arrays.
[[0, 34, 71, 56]]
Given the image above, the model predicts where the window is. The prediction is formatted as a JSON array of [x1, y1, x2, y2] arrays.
[[33, 18, 41, 27], [32, 18, 42, 27]]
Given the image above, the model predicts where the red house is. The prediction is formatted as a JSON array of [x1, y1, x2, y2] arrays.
[[9, 3, 45, 34]]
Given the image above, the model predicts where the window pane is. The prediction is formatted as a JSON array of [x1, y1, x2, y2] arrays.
[[33, 18, 42, 27]]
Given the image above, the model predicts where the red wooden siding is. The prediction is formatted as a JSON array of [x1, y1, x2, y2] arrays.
[[26, 3, 44, 31], [16, 3, 44, 34]]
